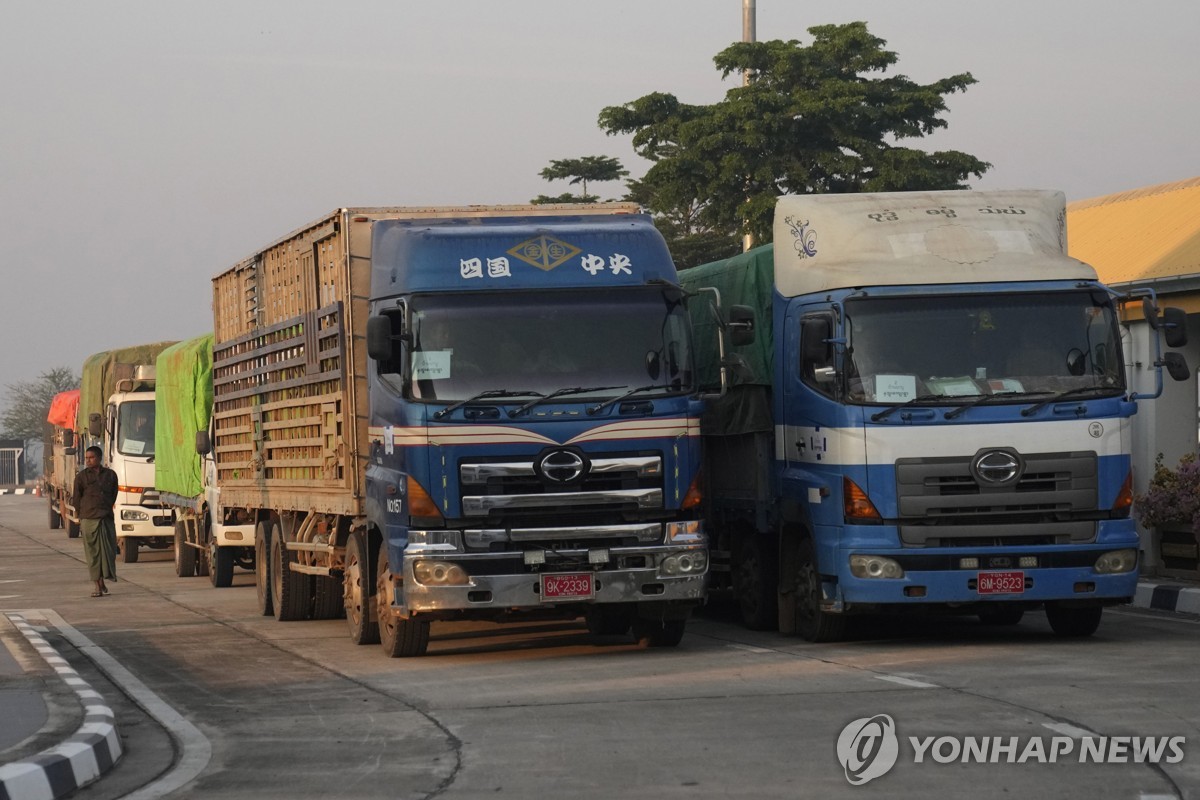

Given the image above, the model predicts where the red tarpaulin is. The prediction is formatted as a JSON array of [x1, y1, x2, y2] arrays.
[[46, 389, 80, 429]]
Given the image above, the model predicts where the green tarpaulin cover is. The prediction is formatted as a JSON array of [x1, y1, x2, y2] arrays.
[[680, 246, 776, 436], [77, 342, 178, 432], [154, 334, 213, 499]]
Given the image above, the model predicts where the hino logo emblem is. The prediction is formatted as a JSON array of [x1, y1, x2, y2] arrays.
[[539, 450, 586, 483], [972, 450, 1021, 485]]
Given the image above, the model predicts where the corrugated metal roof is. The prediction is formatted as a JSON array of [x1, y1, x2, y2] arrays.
[[1067, 176, 1200, 285]]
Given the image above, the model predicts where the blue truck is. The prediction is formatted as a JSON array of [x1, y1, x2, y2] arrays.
[[681, 190, 1188, 641], [209, 204, 708, 656]]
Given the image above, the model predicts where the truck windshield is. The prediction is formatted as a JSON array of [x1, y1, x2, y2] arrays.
[[117, 400, 156, 456], [842, 290, 1124, 405], [403, 289, 694, 402]]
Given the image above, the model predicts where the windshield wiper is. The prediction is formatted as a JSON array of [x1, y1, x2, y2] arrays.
[[944, 391, 1023, 420], [1020, 386, 1117, 417], [586, 384, 678, 416], [434, 389, 543, 420], [509, 385, 626, 418], [869, 394, 946, 422]]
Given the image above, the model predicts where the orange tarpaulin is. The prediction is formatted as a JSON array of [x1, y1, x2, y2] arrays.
[[46, 389, 80, 429]]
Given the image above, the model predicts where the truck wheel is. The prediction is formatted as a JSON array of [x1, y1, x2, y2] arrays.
[[174, 522, 196, 577], [732, 534, 779, 631], [255, 521, 273, 616], [122, 538, 139, 563], [978, 605, 1025, 626], [67, 518, 81, 539], [210, 541, 235, 588], [585, 605, 634, 637], [632, 617, 687, 648], [376, 546, 429, 657], [793, 538, 846, 643], [271, 523, 311, 622], [312, 576, 345, 620], [344, 531, 379, 645], [1045, 604, 1103, 638], [49, 500, 61, 530]]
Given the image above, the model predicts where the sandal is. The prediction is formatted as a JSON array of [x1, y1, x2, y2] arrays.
[[101, 587, 110, 595]]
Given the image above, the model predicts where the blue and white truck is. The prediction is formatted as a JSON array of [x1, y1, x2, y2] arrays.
[[209, 204, 708, 656], [681, 190, 1188, 640]]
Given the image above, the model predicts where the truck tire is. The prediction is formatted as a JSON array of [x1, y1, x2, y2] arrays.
[[49, 500, 61, 530], [632, 617, 687, 648], [67, 518, 81, 539], [792, 537, 846, 643], [122, 538, 139, 563], [255, 521, 273, 616], [271, 523, 311, 622], [732, 533, 779, 631], [978, 605, 1025, 626], [312, 576, 345, 620], [174, 521, 196, 577], [585, 605, 634, 637], [376, 546, 429, 657], [1045, 604, 1103, 638], [344, 531, 379, 645], [210, 541, 235, 588]]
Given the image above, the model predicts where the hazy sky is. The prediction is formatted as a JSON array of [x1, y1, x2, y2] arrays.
[[2, 1, 1197, 396]]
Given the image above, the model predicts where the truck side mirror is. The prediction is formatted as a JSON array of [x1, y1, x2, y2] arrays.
[[64, 447, 77, 456], [195, 430, 211, 455], [1163, 307, 1188, 348], [1163, 351, 1190, 382], [64, 430, 74, 448], [727, 305, 756, 347], [88, 412, 102, 438], [366, 316, 393, 362]]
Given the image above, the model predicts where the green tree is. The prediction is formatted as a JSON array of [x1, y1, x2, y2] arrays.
[[533, 156, 629, 204], [599, 22, 990, 251], [1, 367, 79, 442]]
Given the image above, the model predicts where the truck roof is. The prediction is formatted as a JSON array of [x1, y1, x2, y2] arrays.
[[771, 190, 1097, 297]]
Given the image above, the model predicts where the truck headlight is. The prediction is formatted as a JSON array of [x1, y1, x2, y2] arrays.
[[412, 560, 470, 586], [121, 509, 149, 521], [659, 551, 708, 576], [1094, 549, 1138, 574], [849, 554, 904, 579]]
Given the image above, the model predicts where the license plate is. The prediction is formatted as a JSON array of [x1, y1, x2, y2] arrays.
[[977, 571, 1025, 595], [540, 572, 595, 602]]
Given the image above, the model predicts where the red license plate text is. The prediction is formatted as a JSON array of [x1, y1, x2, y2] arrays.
[[977, 571, 1025, 595], [541, 572, 595, 602]]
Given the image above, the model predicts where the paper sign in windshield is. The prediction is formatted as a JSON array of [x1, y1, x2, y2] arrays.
[[413, 351, 452, 380], [876, 375, 916, 402]]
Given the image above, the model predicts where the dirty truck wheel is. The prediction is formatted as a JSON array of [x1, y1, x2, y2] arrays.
[[632, 617, 687, 648], [255, 521, 273, 616], [344, 532, 379, 645], [733, 534, 778, 631], [1045, 604, 1103, 638], [174, 522, 196, 577], [376, 546, 429, 657], [68, 518, 81, 539], [49, 501, 61, 530], [122, 538, 139, 563], [793, 538, 846, 643], [210, 542, 235, 588], [312, 575, 345, 620], [271, 523, 311, 622]]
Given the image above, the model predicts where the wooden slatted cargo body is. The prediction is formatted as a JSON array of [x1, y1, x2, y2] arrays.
[[211, 209, 371, 517]]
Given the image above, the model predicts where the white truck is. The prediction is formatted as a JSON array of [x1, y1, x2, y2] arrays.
[[155, 334, 257, 585]]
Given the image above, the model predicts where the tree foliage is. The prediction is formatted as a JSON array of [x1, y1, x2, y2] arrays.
[[599, 21, 991, 252], [1, 367, 78, 442], [534, 156, 629, 203]]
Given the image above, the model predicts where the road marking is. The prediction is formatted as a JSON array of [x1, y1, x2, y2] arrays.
[[725, 643, 775, 654], [0, 579, 24, 584], [875, 674, 938, 689], [1042, 722, 1095, 738], [25, 609, 212, 799], [0, 595, 22, 601]]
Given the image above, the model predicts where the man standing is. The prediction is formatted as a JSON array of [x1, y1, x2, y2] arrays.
[[73, 445, 119, 596]]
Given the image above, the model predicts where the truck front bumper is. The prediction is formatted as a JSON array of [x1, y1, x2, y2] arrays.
[[115, 504, 175, 538]]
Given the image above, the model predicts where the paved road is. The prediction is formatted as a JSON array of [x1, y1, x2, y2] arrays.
[[2, 494, 1198, 799]]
